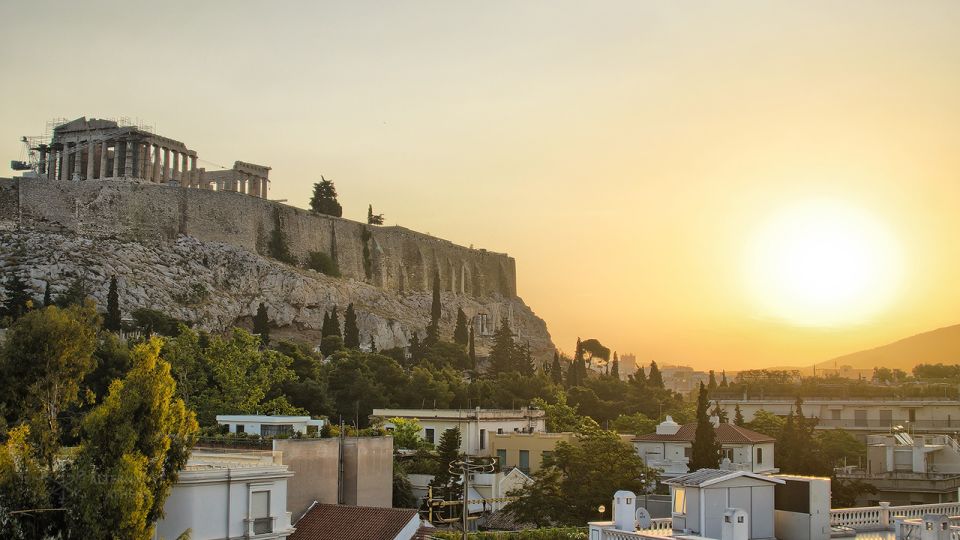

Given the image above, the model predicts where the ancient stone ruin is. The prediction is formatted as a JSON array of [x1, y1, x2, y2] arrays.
[[28, 116, 270, 198]]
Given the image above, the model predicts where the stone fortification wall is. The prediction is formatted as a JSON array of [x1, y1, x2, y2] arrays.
[[1, 178, 516, 299]]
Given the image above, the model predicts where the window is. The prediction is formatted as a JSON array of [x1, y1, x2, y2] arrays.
[[724, 448, 734, 461], [542, 450, 553, 464], [425, 428, 435, 445], [519, 450, 530, 473], [854, 410, 868, 427], [236, 424, 245, 434], [497, 449, 507, 468], [261, 424, 293, 438], [909, 409, 917, 422], [683, 447, 692, 459], [673, 488, 686, 514], [497, 428, 503, 434], [251, 490, 272, 534], [880, 410, 893, 427], [480, 429, 486, 450], [831, 410, 841, 421], [757, 447, 763, 464]]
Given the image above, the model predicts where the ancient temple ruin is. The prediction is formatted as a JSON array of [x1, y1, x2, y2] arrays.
[[24, 117, 270, 198]]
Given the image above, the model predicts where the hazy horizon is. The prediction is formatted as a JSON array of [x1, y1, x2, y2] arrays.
[[3, 1, 959, 371]]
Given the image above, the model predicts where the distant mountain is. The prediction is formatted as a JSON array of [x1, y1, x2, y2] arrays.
[[816, 324, 960, 374]]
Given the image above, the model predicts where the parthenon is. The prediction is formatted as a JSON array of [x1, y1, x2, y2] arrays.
[[30, 117, 270, 198]]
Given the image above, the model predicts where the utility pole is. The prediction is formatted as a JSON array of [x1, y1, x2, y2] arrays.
[[448, 456, 496, 540]]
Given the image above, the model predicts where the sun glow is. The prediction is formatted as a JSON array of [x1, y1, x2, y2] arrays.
[[744, 200, 903, 327]]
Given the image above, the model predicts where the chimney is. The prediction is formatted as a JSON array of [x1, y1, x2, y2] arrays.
[[656, 416, 681, 435], [613, 490, 637, 531]]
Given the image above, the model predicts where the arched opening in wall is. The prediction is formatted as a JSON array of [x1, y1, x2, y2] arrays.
[[460, 264, 469, 296], [401, 241, 426, 292]]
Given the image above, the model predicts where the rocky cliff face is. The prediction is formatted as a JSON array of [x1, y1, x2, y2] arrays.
[[0, 208, 554, 360]]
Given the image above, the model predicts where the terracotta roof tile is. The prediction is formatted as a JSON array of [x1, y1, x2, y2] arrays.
[[291, 502, 420, 540], [633, 423, 775, 444]]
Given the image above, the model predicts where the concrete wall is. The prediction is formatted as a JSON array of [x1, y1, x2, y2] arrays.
[[1, 178, 516, 299], [490, 432, 575, 473], [272, 438, 340, 520], [342, 436, 393, 508]]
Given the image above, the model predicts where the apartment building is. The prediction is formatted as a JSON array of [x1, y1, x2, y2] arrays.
[[371, 407, 546, 455]]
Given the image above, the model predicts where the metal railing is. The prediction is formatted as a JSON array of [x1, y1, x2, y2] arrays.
[[831, 502, 960, 531]]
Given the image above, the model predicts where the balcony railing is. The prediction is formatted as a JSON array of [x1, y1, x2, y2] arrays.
[[816, 419, 960, 430], [244, 516, 275, 536]]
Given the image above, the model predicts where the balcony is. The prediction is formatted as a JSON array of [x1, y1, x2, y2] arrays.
[[816, 419, 960, 430], [244, 516, 275, 536]]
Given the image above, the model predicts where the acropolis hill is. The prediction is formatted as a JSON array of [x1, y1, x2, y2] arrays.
[[1, 117, 553, 359]]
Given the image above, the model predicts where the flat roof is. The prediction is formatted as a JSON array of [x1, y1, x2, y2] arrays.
[[216, 414, 323, 424]]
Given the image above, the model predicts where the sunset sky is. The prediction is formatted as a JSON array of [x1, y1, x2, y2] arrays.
[[2, 1, 959, 370]]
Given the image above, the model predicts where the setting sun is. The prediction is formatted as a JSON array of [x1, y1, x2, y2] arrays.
[[744, 200, 903, 327]]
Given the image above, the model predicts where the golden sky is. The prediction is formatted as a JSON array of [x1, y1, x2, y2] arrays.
[[2, 1, 959, 370]]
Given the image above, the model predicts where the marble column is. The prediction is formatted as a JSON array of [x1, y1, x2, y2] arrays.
[[123, 140, 134, 177], [99, 141, 109, 179], [170, 151, 180, 184], [86, 142, 95, 180], [112, 142, 121, 177], [180, 153, 189, 187], [46, 150, 56, 180], [189, 155, 198, 188], [143, 144, 152, 182], [162, 148, 170, 182], [152, 144, 161, 182], [39, 149, 47, 175], [60, 145, 70, 180], [70, 141, 83, 180], [261, 177, 268, 198]]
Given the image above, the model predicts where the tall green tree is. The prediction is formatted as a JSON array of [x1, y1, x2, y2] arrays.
[[322, 306, 342, 338], [453, 308, 469, 346], [689, 382, 720, 470], [550, 350, 564, 385], [487, 317, 516, 377], [64, 338, 199, 538], [0, 304, 98, 469], [506, 423, 657, 526], [343, 303, 360, 349], [367, 204, 384, 225], [425, 270, 441, 345], [252, 302, 270, 346], [104, 276, 122, 332], [309, 176, 342, 217], [611, 352, 620, 380], [2, 273, 32, 320], [42, 282, 52, 307], [707, 370, 717, 391], [734, 404, 745, 426], [428, 427, 463, 522], [720, 370, 728, 388], [467, 327, 476, 367], [648, 361, 664, 389]]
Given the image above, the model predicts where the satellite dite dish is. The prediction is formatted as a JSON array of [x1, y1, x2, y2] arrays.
[[635, 507, 652, 529]]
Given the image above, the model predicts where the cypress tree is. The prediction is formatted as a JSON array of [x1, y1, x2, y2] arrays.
[[328, 306, 342, 338], [105, 276, 122, 332], [425, 269, 441, 345], [309, 176, 342, 217], [780, 407, 797, 472], [453, 308, 469, 346], [648, 361, 664, 389], [734, 404, 745, 426], [428, 427, 464, 521], [550, 350, 563, 385], [707, 370, 717, 391], [487, 317, 516, 377], [611, 351, 620, 380], [344, 303, 360, 349], [253, 302, 270, 346], [42, 281, 52, 307], [631, 363, 647, 387], [321, 312, 331, 337], [720, 370, 729, 388], [517, 342, 534, 377], [690, 382, 721, 470], [2, 273, 32, 320], [369, 335, 377, 353]]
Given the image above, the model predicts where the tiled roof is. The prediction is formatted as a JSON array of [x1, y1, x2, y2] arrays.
[[291, 502, 420, 540], [632, 422, 775, 444]]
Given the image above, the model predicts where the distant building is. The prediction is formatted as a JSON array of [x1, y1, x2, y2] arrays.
[[490, 431, 576, 474], [834, 432, 960, 505], [713, 398, 960, 436], [154, 449, 294, 540], [619, 353, 639, 380], [273, 437, 393, 519], [660, 365, 710, 394], [216, 414, 325, 437], [633, 416, 777, 476], [289, 501, 426, 540], [371, 407, 546, 455]]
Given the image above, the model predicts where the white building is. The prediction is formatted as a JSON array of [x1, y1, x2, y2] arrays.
[[371, 407, 546, 455], [154, 449, 294, 540], [216, 414, 326, 437], [714, 398, 960, 435], [633, 416, 776, 476]]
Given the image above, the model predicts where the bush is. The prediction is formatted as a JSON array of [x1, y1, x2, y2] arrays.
[[305, 251, 340, 277]]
